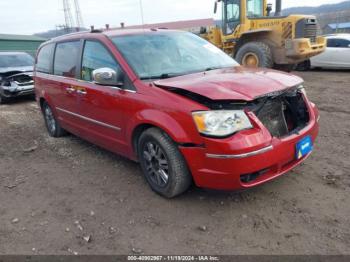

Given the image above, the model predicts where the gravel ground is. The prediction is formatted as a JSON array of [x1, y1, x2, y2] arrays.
[[0, 70, 349, 255]]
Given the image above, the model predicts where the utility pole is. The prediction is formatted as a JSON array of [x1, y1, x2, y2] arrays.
[[63, 0, 75, 31], [73, 0, 84, 29]]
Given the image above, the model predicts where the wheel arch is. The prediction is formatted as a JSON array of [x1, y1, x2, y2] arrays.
[[39, 97, 46, 111], [234, 31, 275, 57], [128, 110, 201, 159]]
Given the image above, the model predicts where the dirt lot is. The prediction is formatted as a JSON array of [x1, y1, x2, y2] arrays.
[[0, 70, 349, 255]]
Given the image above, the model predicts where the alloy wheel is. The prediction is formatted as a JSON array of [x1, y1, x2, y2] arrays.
[[44, 105, 56, 134], [142, 142, 169, 188]]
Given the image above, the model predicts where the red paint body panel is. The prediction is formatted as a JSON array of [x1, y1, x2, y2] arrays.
[[34, 29, 320, 191], [180, 103, 319, 190], [155, 67, 303, 101]]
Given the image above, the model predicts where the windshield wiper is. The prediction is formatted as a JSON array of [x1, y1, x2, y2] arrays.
[[204, 66, 235, 72], [205, 67, 221, 71], [140, 73, 183, 80]]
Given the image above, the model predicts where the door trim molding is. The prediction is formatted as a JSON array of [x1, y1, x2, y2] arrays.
[[56, 107, 122, 131]]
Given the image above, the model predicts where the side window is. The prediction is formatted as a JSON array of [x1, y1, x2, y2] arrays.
[[327, 39, 335, 48], [224, 0, 240, 35], [54, 41, 80, 78], [36, 44, 54, 74], [327, 38, 350, 48], [81, 41, 120, 82], [337, 39, 350, 48]]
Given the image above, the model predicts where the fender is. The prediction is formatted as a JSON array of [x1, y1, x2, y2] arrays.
[[37, 87, 57, 114], [241, 29, 272, 36], [125, 109, 203, 157]]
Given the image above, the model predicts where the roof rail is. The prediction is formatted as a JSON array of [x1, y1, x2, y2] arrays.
[[90, 25, 103, 33]]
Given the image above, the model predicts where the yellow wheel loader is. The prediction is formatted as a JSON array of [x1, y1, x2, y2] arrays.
[[200, 0, 326, 70]]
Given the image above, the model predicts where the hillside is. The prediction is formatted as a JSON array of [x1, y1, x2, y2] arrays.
[[282, 1, 350, 32], [283, 0, 350, 15], [34, 28, 87, 39]]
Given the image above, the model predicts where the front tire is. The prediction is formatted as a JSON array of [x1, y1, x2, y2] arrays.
[[138, 128, 192, 198], [0, 95, 9, 104], [42, 101, 67, 137], [236, 42, 273, 68]]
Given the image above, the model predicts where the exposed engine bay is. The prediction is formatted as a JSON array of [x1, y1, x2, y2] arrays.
[[252, 88, 310, 138], [156, 84, 310, 139]]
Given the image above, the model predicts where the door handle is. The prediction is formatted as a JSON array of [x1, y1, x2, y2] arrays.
[[76, 89, 87, 95], [66, 87, 76, 93]]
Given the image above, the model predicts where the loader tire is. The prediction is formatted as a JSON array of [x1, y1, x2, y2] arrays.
[[274, 63, 296, 72], [295, 60, 311, 71], [236, 42, 273, 68]]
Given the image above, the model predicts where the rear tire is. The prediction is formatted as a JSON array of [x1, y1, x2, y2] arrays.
[[138, 128, 192, 198], [236, 42, 273, 68], [0, 95, 9, 104], [274, 63, 296, 72], [295, 60, 311, 71], [42, 101, 67, 137]]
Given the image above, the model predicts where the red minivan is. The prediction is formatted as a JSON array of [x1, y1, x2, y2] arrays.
[[34, 29, 319, 198]]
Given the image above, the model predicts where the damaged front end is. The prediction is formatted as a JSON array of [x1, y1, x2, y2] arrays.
[[0, 71, 35, 102], [252, 86, 310, 138], [210, 86, 310, 138], [157, 84, 310, 139]]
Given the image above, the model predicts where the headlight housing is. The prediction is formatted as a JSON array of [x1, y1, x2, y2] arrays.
[[298, 84, 307, 98], [192, 110, 253, 137]]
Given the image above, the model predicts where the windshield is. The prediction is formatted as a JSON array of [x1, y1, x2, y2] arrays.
[[0, 53, 34, 68], [111, 32, 238, 80]]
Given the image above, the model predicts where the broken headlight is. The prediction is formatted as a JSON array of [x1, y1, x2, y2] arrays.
[[297, 84, 308, 98], [192, 110, 253, 137]]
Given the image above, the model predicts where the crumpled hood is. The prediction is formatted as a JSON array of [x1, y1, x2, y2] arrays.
[[0, 66, 33, 75], [154, 67, 303, 101]]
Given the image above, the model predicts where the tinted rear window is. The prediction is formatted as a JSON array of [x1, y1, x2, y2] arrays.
[[54, 41, 80, 78], [36, 44, 54, 73]]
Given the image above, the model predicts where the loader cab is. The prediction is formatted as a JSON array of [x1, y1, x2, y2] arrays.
[[217, 0, 268, 35], [222, 0, 241, 35], [246, 0, 265, 17]]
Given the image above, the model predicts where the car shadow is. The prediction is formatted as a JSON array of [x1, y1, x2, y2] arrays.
[[310, 68, 350, 73], [0, 95, 36, 105], [55, 131, 269, 202]]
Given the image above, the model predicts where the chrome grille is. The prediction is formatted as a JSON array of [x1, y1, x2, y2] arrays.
[[304, 23, 317, 43], [296, 18, 318, 43]]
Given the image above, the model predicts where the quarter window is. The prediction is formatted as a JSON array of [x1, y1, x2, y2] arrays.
[[81, 41, 120, 82], [37, 44, 54, 74], [54, 41, 80, 78]]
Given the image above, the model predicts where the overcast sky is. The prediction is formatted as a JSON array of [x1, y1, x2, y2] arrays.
[[0, 0, 347, 35]]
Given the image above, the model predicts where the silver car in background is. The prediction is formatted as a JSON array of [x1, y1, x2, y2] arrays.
[[0, 52, 35, 104], [297, 34, 350, 70]]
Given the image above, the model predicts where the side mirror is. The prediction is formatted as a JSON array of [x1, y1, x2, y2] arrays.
[[214, 1, 218, 14], [92, 67, 123, 87], [266, 4, 273, 16]]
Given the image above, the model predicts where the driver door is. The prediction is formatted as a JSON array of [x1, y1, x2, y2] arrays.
[[73, 40, 133, 154], [223, 0, 241, 35]]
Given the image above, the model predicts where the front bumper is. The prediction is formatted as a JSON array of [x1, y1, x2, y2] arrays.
[[180, 103, 319, 191], [285, 36, 326, 61], [0, 84, 35, 98]]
